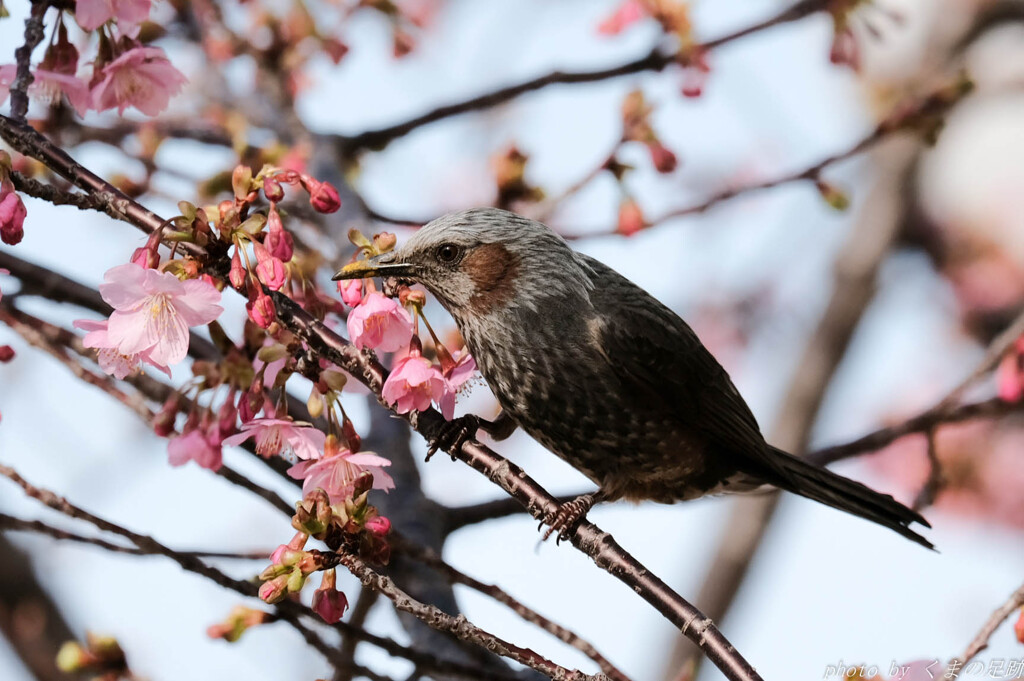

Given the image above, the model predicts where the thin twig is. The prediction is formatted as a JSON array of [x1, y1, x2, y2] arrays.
[[394, 535, 631, 681], [336, 0, 831, 152], [0, 464, 513, 681], [0, 513, 271, 559], [332, 552, 604, 681], [912, 428, 945, 511], [946, 582, 1024, 673]]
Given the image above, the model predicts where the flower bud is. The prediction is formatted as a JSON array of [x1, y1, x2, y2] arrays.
[[229, 248, 246, 289], [304, 176, 341, 214], [258, 574, 289, 603], [307, 387, 324, 419], [232, 165, 253, 201], [0, 345, 15, 363], [312, 571, 349, 623], [263, 176, 285, 202], [617, 197, 645, 237], [646, 142, 678, 174], [372, 232, 397, 253], [0, 191, 26, 246], [153, 395, 178, 437], [365, 515, 391, 537]]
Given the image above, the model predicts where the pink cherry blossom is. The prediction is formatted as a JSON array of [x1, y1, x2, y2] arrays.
[[223, 418, 325, 460], [347, 292, 413, 352], [338, 278, 364, 307], [287, 448, 394, 503], [31, 69, 91, 116], [167, 428, 223, 471], [98, 262, 223, 367], [444, 350, 477, 389], [597, 0, 646, 35], [91, 46, 186, 116], [382, 352, 456, 418], [73, 318, 171, 378], [75, 0, 151, 32]]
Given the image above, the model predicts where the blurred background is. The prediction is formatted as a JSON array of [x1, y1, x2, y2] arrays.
[[1, 1, 1023, 680]]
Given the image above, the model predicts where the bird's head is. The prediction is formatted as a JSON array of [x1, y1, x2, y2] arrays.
[[333, 208, 591, 319]]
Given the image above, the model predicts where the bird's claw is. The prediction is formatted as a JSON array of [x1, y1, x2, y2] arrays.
[[426, 414, 480, 462], [540, 494, 596, 544]]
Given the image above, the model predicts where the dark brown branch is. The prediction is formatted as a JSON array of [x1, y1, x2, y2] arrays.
[[10, 170, 113, 213], [9, 1, 48, 121], [337, 0, 830, 152], [443, 492, 596, 533]]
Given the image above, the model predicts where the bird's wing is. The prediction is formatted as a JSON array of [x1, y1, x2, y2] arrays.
[[581, 255, 769, 459]]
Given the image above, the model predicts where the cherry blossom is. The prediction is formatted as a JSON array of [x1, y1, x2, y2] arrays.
[[75, 0, 151, 33], [223, 417, 325, 460], [167, 427, 223, 471], [91, 46, 186, 116], [73, 318, 171, 378], [98, 262, 223, 367], [31, 69, 91, 116], [382, 351, 456, 418], [347, 291, 414, 352], [287, 447, 394, 503]]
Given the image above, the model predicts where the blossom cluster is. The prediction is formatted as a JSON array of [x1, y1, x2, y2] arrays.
[[0, 2, 185, 118]]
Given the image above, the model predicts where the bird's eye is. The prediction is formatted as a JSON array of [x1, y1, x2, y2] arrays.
[[434, 243, 463, 265]]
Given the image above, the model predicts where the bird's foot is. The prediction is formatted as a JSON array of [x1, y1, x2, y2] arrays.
[[426, 414, 480, 462], [540, 493, 597, 544]]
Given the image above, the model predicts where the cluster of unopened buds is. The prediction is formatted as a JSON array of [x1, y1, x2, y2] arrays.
[[0, 2, 186, 118], [0, 152, 26, 246], [256, 481, 391, 623]]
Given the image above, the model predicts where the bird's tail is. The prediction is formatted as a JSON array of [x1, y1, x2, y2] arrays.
[[765, 446, 934, 549]]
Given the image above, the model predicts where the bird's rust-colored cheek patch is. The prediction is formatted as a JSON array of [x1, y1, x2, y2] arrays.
[[462, 243, 521, 313]]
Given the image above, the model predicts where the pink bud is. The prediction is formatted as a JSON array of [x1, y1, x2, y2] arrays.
[[263, 176, 285, 202], [247, 289, 276, 329], [0, 345, 15, 363], [229, 249, 246, 289], [258, 575, 289, 604], [265, 207, 293, 261], [337, 278, 364, 307], [646, 142, 678, 173], [0, 192, 26, 246], [153, 396, 178, 437], [1015, 608, 1024, 644], [303, 176, 341, 214], [617, 198, 645, 236], [253, 240, 286, 291], [364, 516, 391, 537]]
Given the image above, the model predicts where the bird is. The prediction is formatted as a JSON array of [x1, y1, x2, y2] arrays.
[[334, 207, 932, 548]]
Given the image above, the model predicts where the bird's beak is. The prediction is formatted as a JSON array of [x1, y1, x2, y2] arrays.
[[331, 254, 418, 281]]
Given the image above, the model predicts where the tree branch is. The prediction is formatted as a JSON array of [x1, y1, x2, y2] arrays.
[[947, 582, 1024, 672], [336, 0, 831, 153]]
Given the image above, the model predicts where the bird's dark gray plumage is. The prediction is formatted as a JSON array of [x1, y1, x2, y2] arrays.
[[335, 207, 932, 548]]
